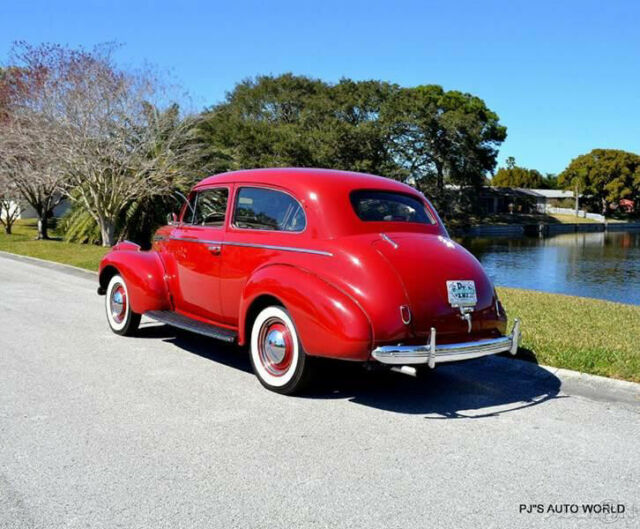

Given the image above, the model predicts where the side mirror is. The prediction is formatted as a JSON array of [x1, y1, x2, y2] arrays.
[[167, 212, 178, 225]]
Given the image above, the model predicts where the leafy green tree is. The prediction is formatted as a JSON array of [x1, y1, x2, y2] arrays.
[[492, 160, 544, 188], [541, 173, 558, 189], [384, 85, 507, 198], [200, 75, 399, 176], [201, 75, 507, 210], [321, 79, 399, 176], [199, 74, 327, 169], [558, 149, 640, 216]]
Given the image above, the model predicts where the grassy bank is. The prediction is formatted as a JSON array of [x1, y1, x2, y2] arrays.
[[1, 221, 638, 382], [448, 212, 634, 228], [499, 287, 640, 383], [547, 213, 598, 224], [0, 220, 107, 271]]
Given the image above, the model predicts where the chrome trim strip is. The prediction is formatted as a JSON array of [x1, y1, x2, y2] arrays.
[[167, 236, 333, 256], [223, 241, 333, 256], [380, 232, 398, 249], [371, 319, 521, 366], [170, 236, 223, 245]]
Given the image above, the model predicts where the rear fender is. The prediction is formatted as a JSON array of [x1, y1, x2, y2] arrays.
[[240, 265, 372, 361], [98, 245, 170, 314]]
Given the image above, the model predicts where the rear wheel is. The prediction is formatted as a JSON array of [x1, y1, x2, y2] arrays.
[[105, 274, 141, 336], [249, 306, 312, 395]]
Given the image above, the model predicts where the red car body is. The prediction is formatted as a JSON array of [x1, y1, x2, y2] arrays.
[[98, 168, 519, 393]]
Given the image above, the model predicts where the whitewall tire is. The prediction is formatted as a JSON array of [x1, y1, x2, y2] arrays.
[[105, 274, 141, 336], [249, 306, 312, 394]]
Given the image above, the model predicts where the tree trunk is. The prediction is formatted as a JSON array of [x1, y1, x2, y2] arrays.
[[3, 224, 11, 235], [601, 198, 608, 217], [436, 163, 444, 194], [99, 218, 116, 247], [36, 215, 49, 240]]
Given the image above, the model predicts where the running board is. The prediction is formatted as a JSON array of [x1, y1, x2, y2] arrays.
[[145, 310, 237, 343]]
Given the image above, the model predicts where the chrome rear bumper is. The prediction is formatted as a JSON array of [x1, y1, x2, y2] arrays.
[[371, 319, 521, 368]]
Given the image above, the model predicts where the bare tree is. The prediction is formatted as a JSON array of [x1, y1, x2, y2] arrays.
[[0, 115, 67, 239], [0, 173, 21, 234], [2, 42, 204, 246], [0, 56, 69, 239]]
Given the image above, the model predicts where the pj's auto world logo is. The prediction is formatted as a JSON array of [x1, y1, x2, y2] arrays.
[[519, 500, 637, 525]]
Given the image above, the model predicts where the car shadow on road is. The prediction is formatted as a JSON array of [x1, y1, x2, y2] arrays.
[[137, 323, 254, 374], [307, 355, 565, 419], [137, 322, 564, 419]]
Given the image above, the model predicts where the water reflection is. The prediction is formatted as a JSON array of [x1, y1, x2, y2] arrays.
[[458, 230, 640, 305]]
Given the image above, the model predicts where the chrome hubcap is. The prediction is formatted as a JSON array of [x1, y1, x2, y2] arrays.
[[258, 318, 293, 376], [110, 284, 127, 323], [265, 328, 287, 364]]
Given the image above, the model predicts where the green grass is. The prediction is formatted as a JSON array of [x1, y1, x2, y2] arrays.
[[0, 220, 107, 271], [1, 221, 639, 382], [499, 287, 640, 383], [548, 213, 599, 224], [448, 212, 635, 228]]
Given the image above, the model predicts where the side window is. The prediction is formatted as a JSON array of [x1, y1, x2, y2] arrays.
[[190, 188, 229, 227], [233, 187, 306, 232]]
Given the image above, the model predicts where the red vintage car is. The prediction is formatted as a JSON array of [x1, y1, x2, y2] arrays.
[[98, 168, 520, 394]]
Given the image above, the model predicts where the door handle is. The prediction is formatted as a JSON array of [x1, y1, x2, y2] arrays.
[[207, 244, 222, 255]]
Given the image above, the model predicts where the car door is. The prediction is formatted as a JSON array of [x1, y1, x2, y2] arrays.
[[169, 186, 230, 322], [219, 185, 308, 325]]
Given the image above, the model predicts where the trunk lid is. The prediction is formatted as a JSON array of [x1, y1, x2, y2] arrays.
[[372, 233, 502, 342]]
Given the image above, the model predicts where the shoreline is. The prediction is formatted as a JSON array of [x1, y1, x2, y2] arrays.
[[452, 221, 640, 237]]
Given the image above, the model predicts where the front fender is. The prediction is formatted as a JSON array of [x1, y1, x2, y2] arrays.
[[240, 265, 372, 361], [98, 247, 170, 314]]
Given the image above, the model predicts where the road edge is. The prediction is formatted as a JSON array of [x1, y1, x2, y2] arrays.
[[535, 362, 640, 407], [0, 250, 97, 281], [1, 250, 639, 407]]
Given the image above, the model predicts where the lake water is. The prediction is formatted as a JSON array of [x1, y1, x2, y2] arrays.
[[458, 230, 640, 306]]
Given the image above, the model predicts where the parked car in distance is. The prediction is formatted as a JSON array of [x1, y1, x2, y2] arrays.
[[98, 168, 520, 394]]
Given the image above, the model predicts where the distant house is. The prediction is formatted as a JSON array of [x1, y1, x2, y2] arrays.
[[477, 187, 580, 215], [525, 189, 578, 213], [0, 198, 70, 220]]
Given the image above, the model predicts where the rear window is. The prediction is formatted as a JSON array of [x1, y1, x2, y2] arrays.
[[350, 190, 433, 224]]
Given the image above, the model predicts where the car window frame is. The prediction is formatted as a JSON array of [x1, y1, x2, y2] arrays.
[[230, 185, 307, 234], [180, 185, 231, 230]]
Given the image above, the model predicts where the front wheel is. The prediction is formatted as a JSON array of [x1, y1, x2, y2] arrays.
[[105, 274, 141, 336], [249, 306, 313, 395]]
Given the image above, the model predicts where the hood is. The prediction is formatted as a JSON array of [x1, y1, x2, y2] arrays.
[[372, 233, 504, 342]]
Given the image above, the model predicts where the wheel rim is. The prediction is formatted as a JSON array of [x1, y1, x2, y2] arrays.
[[258, 318, 293, 376], [110, 284, 127, 324]]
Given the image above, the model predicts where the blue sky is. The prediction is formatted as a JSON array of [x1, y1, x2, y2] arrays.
[[1, 0, 638, 174]]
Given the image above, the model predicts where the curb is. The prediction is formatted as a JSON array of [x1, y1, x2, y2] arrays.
[[1, 250, 639, 408], [0, 250, 97, 281], [538, 363, 640, 408], [489, 355, 640, 408]]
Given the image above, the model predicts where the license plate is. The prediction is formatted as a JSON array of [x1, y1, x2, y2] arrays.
[[446, 280, 477, 307]]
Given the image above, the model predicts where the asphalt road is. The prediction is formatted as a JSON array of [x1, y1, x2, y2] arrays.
[[1, 255, 639, 529]]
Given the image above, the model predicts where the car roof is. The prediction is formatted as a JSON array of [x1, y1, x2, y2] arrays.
[[195, 168, 422, 198], [194, 168, 440, 238]]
